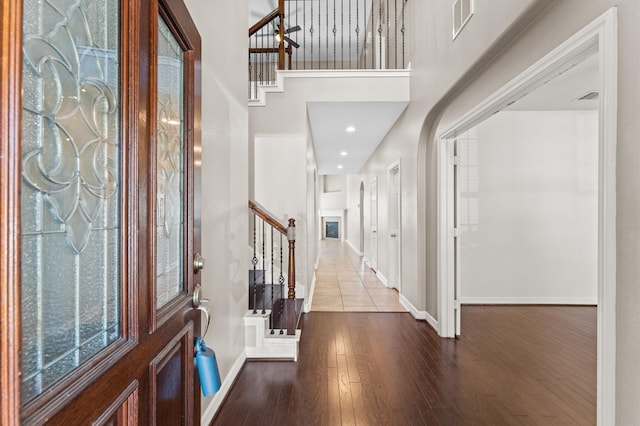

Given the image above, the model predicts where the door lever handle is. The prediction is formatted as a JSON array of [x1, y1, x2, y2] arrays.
[[193, 284, 210, 338]]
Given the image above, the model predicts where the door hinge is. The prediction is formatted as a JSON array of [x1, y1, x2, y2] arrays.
[[454, 300, 461, 310], [450, 228, 462, 238], [452, 155, 460, 166]]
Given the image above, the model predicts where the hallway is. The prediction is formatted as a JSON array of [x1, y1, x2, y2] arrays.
[[311, 240, 406, 312], [212, 306, 596, 425]]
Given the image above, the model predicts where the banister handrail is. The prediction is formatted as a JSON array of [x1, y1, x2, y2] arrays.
[[248, 8, 279, 37], [248, 200, 287, 235]]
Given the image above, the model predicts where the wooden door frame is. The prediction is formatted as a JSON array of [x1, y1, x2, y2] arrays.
[[436, 9, 617, 424], [0, 0, 202, 423], [1, 0, 23, 422]]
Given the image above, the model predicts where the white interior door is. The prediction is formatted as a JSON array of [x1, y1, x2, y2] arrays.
[[389, 165, 401, 290], [443, 137, 461, 338], [454, 139, 462, 336], [370, 177, 378, 269]]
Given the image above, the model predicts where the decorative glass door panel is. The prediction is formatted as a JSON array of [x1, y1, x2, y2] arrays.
[[155, 15, 185, 309], [20, 0, 121, 404]]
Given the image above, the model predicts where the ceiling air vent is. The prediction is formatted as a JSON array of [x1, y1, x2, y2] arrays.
[[576, 91, 599, 101]]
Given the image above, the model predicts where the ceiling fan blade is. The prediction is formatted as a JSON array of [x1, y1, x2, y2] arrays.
[[285, 25, 301, 34], [284, 36, 300, 48]]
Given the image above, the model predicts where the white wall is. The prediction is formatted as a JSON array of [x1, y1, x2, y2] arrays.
[[306, 131, 319, 291], [458, 110, 598, 303], [319, 191, 346, 210], [356, 0, 640, 418], [422, 1, 640, 421], [323, 175, 346, 192], [345, 175, 363, 254], [355, 0, 547, 319], [254, 134, 311, 298], [184, 0, 248, 418]]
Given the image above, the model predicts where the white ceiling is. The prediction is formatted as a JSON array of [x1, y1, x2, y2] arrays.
[[308, 102, 408, 175]]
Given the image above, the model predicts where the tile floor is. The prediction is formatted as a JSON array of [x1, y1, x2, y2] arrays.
[[311, 239, 407, 312]]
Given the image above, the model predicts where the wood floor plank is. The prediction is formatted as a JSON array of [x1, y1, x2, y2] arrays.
[[212, 306, 596, 425], [327, 367, 341, 425]]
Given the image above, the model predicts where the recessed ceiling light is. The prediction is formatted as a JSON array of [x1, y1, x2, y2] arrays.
[[340, 151, 348, 156], [345, 126, 356, 133], [337, 165, 344, 169]]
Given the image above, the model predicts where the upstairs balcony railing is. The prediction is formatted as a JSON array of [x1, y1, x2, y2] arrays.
[[249, 0, 408, 99]]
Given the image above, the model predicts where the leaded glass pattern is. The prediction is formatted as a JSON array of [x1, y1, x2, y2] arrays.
[[156, 16, 185, 309], [20, 0, 120, 403]]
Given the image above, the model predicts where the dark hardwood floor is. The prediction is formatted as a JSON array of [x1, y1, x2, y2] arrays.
[[212, 306, 596, 425]]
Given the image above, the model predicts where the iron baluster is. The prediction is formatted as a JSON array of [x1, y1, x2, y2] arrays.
[[378, 0, 383, 69], [270, 227, 275, 333], [394, 0, 398, 68], [304, 0, 307, 69], [279, 233, 285, 334], [309, 0, 314, 69], [326, 0, 329, 69], [262, 217, 266, 314], [348, 0, 352, 69], [333, 0, 337, 69], [260, 27, 264, 87], [295, 0, 299, 69], [318, 0, 321, 68], [401, 0, 406, 68], [340, 0, 344, 69], [252, 214, 258, 314], [387, 0, 390, 69], [356, 0, 360, 69]]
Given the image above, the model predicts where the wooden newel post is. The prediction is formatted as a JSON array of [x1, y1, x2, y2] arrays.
[[277, 0, 285, 70], [286, 219, 296, 299], [286, 218, 296, 335]]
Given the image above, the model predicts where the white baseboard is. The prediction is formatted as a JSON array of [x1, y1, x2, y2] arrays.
[[424, 311, 439, 332], [201, 350, 246, 425], [346, 239, 363, 256], [460, 297, 598, 305], [399, 294, 439, 333], [363, 257, 371, 268], [376, 271, 389, 287], [304, 272, 317, 313]]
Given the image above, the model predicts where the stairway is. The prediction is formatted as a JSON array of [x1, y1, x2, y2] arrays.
[[245, 202, 304, 361], [245, 275, 303, 360]]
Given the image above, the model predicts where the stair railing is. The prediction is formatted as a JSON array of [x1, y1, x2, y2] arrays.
[[248, 0, 409, 100], [248, 1, 293, 100], [248, 201, 297, 335]]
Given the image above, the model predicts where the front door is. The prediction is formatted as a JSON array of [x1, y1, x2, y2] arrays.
[[0, 0, 203, 424]]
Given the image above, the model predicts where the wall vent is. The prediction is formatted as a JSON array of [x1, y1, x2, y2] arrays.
[[452, 0, 473, 40], [576, 91, 600, 101]]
